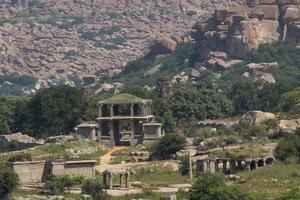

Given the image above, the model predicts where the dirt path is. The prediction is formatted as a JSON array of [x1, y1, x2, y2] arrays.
[[100, 146, 125, 165]]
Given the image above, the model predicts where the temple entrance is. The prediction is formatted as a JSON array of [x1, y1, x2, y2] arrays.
[[113, 121, 132, 146]]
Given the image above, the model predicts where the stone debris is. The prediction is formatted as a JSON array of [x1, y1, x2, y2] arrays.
[[0, 132, 36, 144]]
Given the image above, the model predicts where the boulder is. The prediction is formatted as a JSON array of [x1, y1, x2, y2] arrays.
[[286, 21, 300, 42], [191, 69, 201, 78], [277, 119, 300, 133], [247, 62, 278, 73], [240, 111, 277, 126], [150, 36, 177, 55], [281, 5, 300, 23], [209, 51, 227, 61], [226, 20, 281, 58], [248, 5, 279, 20]]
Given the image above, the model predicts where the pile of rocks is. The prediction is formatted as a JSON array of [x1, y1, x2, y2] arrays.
[[245, 62, 278, 84], [0, 132, 36, 144], [192, 0, 300, 60]]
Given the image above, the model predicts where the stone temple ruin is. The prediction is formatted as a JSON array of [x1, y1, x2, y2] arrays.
[[196, 156, 275, 174], [77, 93, 162, 146]]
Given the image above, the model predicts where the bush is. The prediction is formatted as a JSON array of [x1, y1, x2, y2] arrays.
[[81, 180, 107, 200], [0, 162, 18, 197], [151, 133, 186, 159], [277, 187, 300, 200], [275, 129, 300, 163], [44, 175, 83, 195], [189, 172, 253, 200]]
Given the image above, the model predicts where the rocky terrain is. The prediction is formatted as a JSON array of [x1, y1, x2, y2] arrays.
[[0, 0, 243, 89], [192, 0, 300, 69]]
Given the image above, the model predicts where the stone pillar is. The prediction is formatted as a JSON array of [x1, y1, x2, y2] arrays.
[[131, 104, 134, 116], [215, 160, 219, 172], [109, 121, 115, 146], [222, 161, 227, 173], [230, 160, 237, 174], [119, 174, 123, 187], [125, 174, 129, 189], [130, 120, 135, 146], [254, 160, 258, 169], [109, 174, 113, 190], [103, 173, 107, 187], [189, 149, 193, 180], [110, 105, 114, 117], [99, 105, 103, 117]]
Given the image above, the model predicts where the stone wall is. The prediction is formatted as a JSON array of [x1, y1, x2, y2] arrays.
[[12, 161, 50, 184]]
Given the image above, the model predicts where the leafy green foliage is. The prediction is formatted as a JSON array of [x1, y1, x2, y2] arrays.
[[151, 133, 186, 159], [279, 87, 300, 117], [189, 172, 253, 200], [44, 175, 84, 195], [275, 129, 300, 163], [0, 75, 36, 96], [277, 187, 300, 200], [81, 180, 107, 200], [171, 84, 233, 123], [0, 162, 18, 197]]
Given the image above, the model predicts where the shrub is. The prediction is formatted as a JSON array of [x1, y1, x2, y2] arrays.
[[0, 162, 18, 197], [44, 175, 82, 195], [275, 129, 300, 163], [189, 172, 253, 200], [277, 187, 300, 200], [151, 133, 186, 159], [81, 180, 107, 200]]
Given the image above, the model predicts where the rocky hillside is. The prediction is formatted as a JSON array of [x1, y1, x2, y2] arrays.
[[0, 0, 243, 90]]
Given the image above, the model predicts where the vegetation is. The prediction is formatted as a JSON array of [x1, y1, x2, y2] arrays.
[[0, 162, 18, 198], [151, 134, 186, 159], [189, 172, 253, 200], [131, 166, 188, 186], [81, 180, 107, 200], [0, 86, 98, 138], [236, 163, 300, 198], [44, 175, 84, 195], [275, 129, 300, 163]]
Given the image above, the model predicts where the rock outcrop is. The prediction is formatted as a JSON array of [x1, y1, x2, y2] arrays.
[[192, 0, 300, 60], [240, 111, 277, 126]]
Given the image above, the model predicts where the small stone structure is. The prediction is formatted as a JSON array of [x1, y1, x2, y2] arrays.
[[51, 160, 97, 179], [96, 93, 162, 146], [12, 160, 51, 184], [102, 169, 130, 190], [76, 122, 98, 140], [12, 160, 96, 185], [196, 156, 275, 174]]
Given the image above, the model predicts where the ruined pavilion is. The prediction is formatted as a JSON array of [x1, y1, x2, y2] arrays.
[[95, 93, 162, 146]]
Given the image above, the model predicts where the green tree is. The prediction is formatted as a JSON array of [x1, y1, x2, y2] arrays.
[[230, 79, 260, 114], [26, 85, 86, 138], [171, 84, 233, 123], [0, 162, 18, 197], [279, 87, 300, 117], [189, 172, 253, 200], [275, 129, 300, 163], [151, 133, 186, 159]]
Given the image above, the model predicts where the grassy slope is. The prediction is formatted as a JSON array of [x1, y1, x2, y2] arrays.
[[236, 163, 300, 199]]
